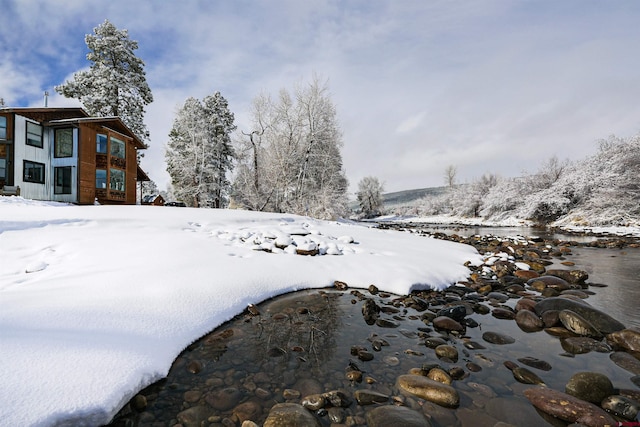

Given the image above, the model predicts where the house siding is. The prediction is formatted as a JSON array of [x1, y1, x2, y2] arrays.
[[13, 115, 52, 201]]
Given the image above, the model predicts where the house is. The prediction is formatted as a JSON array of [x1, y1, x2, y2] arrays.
[[141, 194, 165, 206], [0, 107, 147, 205]]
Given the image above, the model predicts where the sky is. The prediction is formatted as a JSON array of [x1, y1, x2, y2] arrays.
[[0, 197, 481, 426], [1, 0, 640, 195]]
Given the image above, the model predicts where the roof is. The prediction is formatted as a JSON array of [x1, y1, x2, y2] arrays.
[[0, 107, 146, 149]]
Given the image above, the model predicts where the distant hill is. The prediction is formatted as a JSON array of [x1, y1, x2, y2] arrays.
[[382, 187, 446, 206]]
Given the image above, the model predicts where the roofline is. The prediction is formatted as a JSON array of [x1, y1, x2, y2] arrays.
[[0, 107, 89, 116], [47, 116, 146, 149]]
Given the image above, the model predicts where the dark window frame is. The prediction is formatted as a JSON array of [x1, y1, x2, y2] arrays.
[[96, 169, 107, 189], [97, 133, 108, 154], [54, 166, 72, 194], [0, 116, 6, 140], [23, 160, 45, 183], [54, 128, 73, 158], [26, 121, 43, 148]]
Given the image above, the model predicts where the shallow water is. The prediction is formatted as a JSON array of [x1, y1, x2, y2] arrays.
[[108, 283, 639, 426]]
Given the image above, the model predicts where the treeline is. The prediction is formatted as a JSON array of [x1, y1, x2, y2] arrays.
[[388, 134, 640, 227]]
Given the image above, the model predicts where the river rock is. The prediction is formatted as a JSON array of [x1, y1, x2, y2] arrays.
[[515, 298, 537, 312], [565, 372, 614, 403], [534, 297, 625, 334], [482, 331, 515, 345], [517, 357, 552, 371], [362, 299, 380, 324], [428, 367, 453, 384], [205, 387, 243, 411], [561, 336, 610, 354], [512, 367, 545, 385], [558, 309, 603, 338], [492, 307, 516, 320], [610, 351, 640, 375], [544, 269, 589, 285], [176, 406, 212, 427], [601, 394, 640, 420], [353, 389, 389, 405], [432, 316, 465, 332], [263, 403, 321, 427], [365, 405, 432, 427], [515, 309, 544, 332], [607, 328, 640, 354], [523, 386, 617, 426], [527, 275, 571, 292], [396, 374, 460, 408], [436, 305, 467, 321], [435, 344, 459, 362], [233, 399, 263, 423]]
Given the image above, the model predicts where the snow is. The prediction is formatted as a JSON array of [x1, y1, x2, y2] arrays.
[[0, 197, 482, 427]]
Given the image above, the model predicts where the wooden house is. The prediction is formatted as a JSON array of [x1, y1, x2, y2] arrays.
[[0, 107, 147, 205], [141, 194, 165, 206]]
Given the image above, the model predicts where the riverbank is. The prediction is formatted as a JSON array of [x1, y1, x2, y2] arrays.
[[108, 230, 640, 426]]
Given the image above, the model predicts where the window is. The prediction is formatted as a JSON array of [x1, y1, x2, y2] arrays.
[[96, 169, 107, 188], [0, 144, 6, 180], [0, 116, 6, 140], [23, 160, 45, 183], [54, 128, 73, 158], [54, 166, 72, 194], [109, 168, 125, 192], [97, 134, 107, 153], [110, 136, 125, 159], [26, 122, 43, 148]]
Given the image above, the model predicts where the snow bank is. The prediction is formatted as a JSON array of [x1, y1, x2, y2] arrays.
[[0, 197, 481, 426]]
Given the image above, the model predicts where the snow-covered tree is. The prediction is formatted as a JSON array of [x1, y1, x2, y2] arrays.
[[444, 164, 457, 188], [55, 19, 153, 144], [165, 92, 236, 208], [234, 76, 348, 219], [356, 176, 384, 218]]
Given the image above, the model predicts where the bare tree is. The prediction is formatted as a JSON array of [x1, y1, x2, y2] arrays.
[[356, 176, 384, 218], [444, 164, 457, 188]]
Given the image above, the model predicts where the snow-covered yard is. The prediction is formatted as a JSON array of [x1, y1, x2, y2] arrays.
[[0, 197, 481, 426]]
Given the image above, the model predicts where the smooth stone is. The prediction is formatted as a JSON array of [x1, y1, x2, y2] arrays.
[[492, 307, 516, 320], [527, 275, 571, 291], [205, 387, 242, 411], [515, 309, 544, 332], [607, 328, 640, 354], [424, 337, 447, 349], [487, 292, 509, 303], [432, 316, 465, 332], [558, 309, 603, 339], [301, 394, 326, 411], [515, 298, 537, 312], [517, 357, 552, 371], [233, 400, 262, 424], [435, 345, 459, 362], [365, 405, 432, 427], [534, 297, 626, 335], [601, 395, 640, 421], [427, 367, 453, 385], [396, 374, 460, 408], [512, 367, 545, 385], [263, 403, 321, 427], [561, 336, 609, 354], [482, 331, 515, 345], [544, 269, 589, 285], [610, 351, 640, 375], [436, 305, 467, 321], [565, 371, 614, 403], [353, 389, 389, 405], [524, 386, 617, 426], [176, 406, 212, 427]]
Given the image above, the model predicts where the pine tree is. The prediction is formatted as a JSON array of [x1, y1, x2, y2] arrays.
[[55, 19, 153, 144], [166, 92, 236, 208]]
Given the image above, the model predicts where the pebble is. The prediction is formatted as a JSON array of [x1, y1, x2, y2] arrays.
[[482, 331, 515, 345], [524, 386, 617, 426], [565, 371, 614, 404], [396, 374, 460, 408]]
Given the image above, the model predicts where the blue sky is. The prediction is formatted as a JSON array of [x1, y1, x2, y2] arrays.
[[2, 0, 640, 195]]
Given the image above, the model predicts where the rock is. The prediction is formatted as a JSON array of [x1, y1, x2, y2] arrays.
[[558, 309, 603, 338], [610, 351, 640, 375], [482, 331, 515, 345], [436, 305, 467, 321], [353, 389, 389, 405], [233, 400, 263, 423], [534, 297, 626, 335], [365, 405, 432, 427], [492, 307, 516, 320], [487, 292, 509, 303], [607, 328, 640, 354], [515, 309, 544, 332], [435, 344, 459, 362], [601, 395, 640, 421], [523, 386, 617, 426], [396, 374, 460, 408], [432, 316, 465, 332], [511, 367, 545, 385], [544, 269, 589, 285], [205, 387, 243, 411], [561, 336, 610, 354], [565, 372, 614, 404], [427, 367, 453, 385], [263, 403, 321, 427], [362, 299, 380, 324], [301, 394, 326, 411], [517, 357, 552, 371], [527, 275, 571, 291], [424, 337, 447, 348], [515, 298, 537, 312], [176, 406, 212, 427]]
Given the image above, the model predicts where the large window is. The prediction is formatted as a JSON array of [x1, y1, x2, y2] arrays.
[[23, 160, 45, 183], [54, 166, 72, 194], [0, 145, 6, 181], [109, 168, 125, 191], [0, 116, 6, 140], [96, 169, 107, 188], [26, 122, 43, 148], [54, 128, 73, 158], [110, 136, 125, 159], [97, 134, 107, 153]]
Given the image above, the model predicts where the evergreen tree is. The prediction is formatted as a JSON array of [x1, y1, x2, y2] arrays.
[[55, 19, 153, 144], [166, 92, 236, 208]]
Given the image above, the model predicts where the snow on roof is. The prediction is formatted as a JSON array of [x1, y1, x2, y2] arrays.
[[0, 198, 481, 426]]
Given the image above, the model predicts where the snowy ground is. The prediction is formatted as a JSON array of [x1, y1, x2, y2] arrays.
[[0, 197, 482, 427]]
